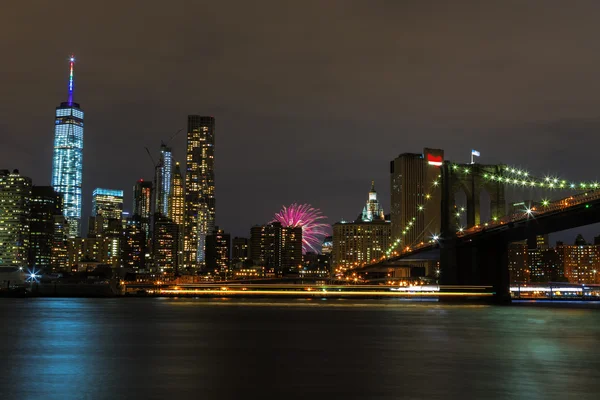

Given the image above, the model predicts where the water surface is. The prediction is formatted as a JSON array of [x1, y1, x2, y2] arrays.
[[1, 298, 599, 399]]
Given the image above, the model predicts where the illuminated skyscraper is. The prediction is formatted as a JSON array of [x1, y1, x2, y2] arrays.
[[156, 144, 173, 217], [92, 188, 124, 223], [168, 163, 184, 226], [169, 163, 185, 268], [0, 170, 32, 268], [390, 148, 443, 249], [51, 55, 84, 238], [133, 179, 152, 237], [184, 116, 216, 269]]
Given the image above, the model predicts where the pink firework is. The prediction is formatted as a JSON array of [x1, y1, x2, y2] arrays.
[[272, 203, 329, 254]]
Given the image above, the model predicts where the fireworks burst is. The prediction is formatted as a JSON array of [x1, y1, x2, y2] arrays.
[[272, 203, 329, 254]]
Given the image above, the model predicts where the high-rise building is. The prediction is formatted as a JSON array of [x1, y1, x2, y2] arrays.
[[169, 163, 184, 226], [133, 180, 152, 238], [92, 189, 124, 227], [168, 163, 185, 269], [250, 222, 302, 275], [29, 186, 63, 270], [184, 115, 216, 269], [153, 215, 179, 274], [122, 217, 147, 271], [206, 227, 231, 275], [0, 170, 32, 268], [156, 144, 173, 217], [232, 237, 250, 266], [51, 215, 70, 271], [51, 55, 84, 238], [390, 148, 443, 249]]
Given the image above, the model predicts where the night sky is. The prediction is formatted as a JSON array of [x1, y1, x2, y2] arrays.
[[3, 1, 600, 243]]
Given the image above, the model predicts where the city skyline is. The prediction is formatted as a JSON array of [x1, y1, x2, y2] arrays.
[[4, 2, 600, 242]]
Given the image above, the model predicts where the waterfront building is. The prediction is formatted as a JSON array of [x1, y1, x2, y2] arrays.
[[231, 237, 250, 266], [250, 222, 302, 275], [153, 215, 179, 274], [0, 170, 32, 268], [28, 186, 63, 270], [67, 236, 110, 271], [51, 55, 84, 238], [184, 116, 216, 269], [206, 227, 231, 276]]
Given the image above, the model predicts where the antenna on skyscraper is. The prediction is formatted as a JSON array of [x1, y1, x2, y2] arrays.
[[67, 54, 75, 105]]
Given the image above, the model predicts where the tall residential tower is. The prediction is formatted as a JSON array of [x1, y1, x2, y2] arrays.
[[184, 116, 216, 269], [155, 144, 173, 217], [51, 55, 84, 238]]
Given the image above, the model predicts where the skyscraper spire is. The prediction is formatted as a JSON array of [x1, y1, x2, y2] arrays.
[[68, 55, 75, 105]]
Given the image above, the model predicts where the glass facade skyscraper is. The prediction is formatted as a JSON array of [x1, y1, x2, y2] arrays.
[[92, 188, 124, 222], [51, 56, 84, 238], [156, 144, 172, 217]]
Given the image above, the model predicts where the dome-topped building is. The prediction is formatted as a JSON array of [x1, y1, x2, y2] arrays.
[[361, 181, 385, 222]]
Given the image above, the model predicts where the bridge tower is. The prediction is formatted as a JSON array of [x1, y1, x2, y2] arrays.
[[445, 163, 507, 230], [440, 162, 511, 303]]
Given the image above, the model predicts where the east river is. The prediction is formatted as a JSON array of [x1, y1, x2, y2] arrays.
[[1, 298, 599, 399]]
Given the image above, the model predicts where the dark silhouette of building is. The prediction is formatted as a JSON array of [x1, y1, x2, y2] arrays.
[[133, 179, 152, 241], [29, 186, 63, 271], [153, 215, 179, 275], [250, 222, 302, 275], [206, 227, 230, 276], [232, 237, 250, 266]]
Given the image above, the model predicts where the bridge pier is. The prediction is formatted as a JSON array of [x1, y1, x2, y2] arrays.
[[440, 237, 511, 304]]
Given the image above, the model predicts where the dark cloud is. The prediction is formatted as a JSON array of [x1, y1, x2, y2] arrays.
[[2, 0, 600, 242]]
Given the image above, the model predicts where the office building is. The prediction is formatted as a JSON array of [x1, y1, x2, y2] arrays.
[[0, 170, 32, 268], [51, 56, 84, 238], [28, 186, 63, 270], [332, 220, 391, 274], [390, 148, 443, 249], [155, 144, 173, 217], [206, 227, 231, 276], [250, 222, 302, 275], [184, 115, 216, 269], [133, 179, 152, 239], [92, 188, 124, 225], [332, 182, 392, 274]]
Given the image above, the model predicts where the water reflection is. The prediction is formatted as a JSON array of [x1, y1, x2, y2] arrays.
[[0, 299, 598, 400]]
